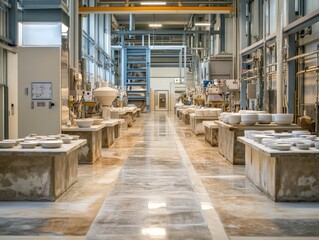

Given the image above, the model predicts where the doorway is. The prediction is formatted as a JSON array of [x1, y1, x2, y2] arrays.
[[154, 90, 169, 111]]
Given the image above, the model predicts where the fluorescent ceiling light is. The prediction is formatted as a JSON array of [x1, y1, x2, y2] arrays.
[[195, 22, 211, 26], [141, 1, 166, 5], [149, 23, 162, 27]]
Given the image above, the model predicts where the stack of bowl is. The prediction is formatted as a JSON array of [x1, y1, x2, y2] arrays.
[[272, 114, 293, 125], [241, 113, 258, 125]]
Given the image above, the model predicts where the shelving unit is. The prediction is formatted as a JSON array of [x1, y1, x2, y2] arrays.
[[123, 47, 150, 111], [240, 49, 264, 110]]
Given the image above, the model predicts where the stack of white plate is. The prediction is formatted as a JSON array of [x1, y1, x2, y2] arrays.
[[257, 113, 272, 124], [241, 113, 258, 125], [291, 130, 311, 138], [272, 114, 293, 125]]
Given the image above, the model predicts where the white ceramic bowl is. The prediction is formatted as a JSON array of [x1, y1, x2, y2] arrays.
[[3, 139, 18, 145], [20, 141, 37, 149], [244, 130, 262, 139], [261, 138, 276, 146], [296, 143, 311, 150], [252, 134, 273, 143], [93, 118, 103, 125], [75, 119, 94, 128], [292, 130, 311, 138], [315, 141, 319, 149], [272, 114, 293, 125], [257, 113, 272, 124], [228, 113, 241, 125], [299, 135, 316, 141], [0, 140, 16, 148], [224, 114, 230, 124], [274, 143, 291, 151], [61, 137, 72, 144], [48, 135, 61, 139], [40, 140, 63, 149], [241, 113, 258, 125], [69, 135, 80, 140]]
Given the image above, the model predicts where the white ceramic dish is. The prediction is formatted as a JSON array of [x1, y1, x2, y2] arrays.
[[257, 113, 272, 124], [61, 137, 72, 144], [244, 130, 262, 139], [75, 119, 94, 128], [271, 133, 293, 138], [241, 113, 258, 125], [291, 130, 311, 138], [48, 135, 61, 139], [299, 135, 316, 141], [252, 134, 273, 143], [315, 141, 319, 149], [296, 143, 311, 150], [228, 114, 241, 125], [272, 113, 293, 125], [262, 138, 276, 146], [93, 118, 103, 125], [24, 137, 37, 141], [3, 139, 18, 145], [0, 140, 16, 148], [274, 143, 291, 151], [70, 135, 80, 140], [20, 141, 37, 149], [40, 140, 63, 149]]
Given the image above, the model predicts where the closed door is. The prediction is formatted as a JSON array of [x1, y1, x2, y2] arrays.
[[155, 90, 169, 111]]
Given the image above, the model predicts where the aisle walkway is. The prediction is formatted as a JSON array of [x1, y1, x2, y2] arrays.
[[86, 113, 225, 239], [0, 112, 319, 240]]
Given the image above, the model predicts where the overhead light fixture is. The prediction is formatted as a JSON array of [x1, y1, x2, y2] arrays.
[[149, 23, 162, 27], [195, 22, 211, 26], [141, 1, 166, 5]]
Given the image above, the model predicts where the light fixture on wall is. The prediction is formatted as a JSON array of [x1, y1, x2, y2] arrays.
[[149, 23, 162, 27], [141, 1, 166, 5], [194, 22, 211, 26]]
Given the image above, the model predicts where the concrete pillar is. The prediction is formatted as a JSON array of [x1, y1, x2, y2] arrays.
[[276, 0, 284, 113]]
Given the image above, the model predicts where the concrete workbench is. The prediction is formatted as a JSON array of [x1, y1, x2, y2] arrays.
[[101, 120, 118, 148], [216, 120, 302, 164], [190, 114, 219, 135], [238, 137, 319, 202], [202, 121, 218, 146], [0, 139, 87, 201], [178, 109, 190, 124], [62, 124, 103, 164]]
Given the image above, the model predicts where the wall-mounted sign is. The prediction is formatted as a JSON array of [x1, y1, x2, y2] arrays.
[[31, 82, 52, 100]]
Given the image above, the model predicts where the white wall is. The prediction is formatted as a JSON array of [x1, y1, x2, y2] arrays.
[[8, 52, 18, 139], [150, 67, 185, 112]]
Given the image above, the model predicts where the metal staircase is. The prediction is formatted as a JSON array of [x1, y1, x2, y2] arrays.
[[123, 47, 150, 111]]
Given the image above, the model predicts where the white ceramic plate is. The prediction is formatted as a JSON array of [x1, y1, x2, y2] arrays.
[[0, 141, 16, 148], [40, 140, 63, 149], [70, 135, 80, 140], [20, 141, 37, 149]]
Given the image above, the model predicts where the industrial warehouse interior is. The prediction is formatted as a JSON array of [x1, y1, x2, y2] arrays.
[[1, 0, 319, 239]]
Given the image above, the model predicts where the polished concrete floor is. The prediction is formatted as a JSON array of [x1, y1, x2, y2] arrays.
[[0, 112, 319, 240]]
